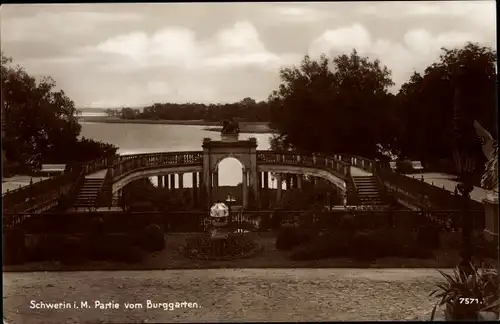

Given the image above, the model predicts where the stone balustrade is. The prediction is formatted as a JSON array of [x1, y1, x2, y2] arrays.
[[256, 151, 352, 179], [3, 154, 114, 213], [111, 151, 203, 180]]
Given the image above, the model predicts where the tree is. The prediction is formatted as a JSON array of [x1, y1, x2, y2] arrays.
[[105, 108, 119, 117], [396, 42, 497, 173], [1, 53, 117, 166], [1, 54, 81, 164], [268, 51, 395, 158]]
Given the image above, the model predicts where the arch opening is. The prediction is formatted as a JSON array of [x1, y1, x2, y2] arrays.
[[214, 157, 244, 205]]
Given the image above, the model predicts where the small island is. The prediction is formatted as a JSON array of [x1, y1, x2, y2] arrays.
[[76, 98, 274, 134]]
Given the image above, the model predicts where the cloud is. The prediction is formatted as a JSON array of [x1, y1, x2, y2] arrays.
[[2, 2, 495, 107], [87, 21, 298, 71], [1, 11, 143, 42], [308, 24, 487, 88], [358, 1, 495, 29], [266, 6, 338, 24]]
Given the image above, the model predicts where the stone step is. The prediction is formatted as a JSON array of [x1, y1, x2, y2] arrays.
[[358, 191, 380, 195]]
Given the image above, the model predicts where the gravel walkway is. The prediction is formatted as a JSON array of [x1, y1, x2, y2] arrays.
[[4, 268, 447, 323]]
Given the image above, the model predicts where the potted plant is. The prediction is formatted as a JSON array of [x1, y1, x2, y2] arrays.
[[430, 263, 499, 321]]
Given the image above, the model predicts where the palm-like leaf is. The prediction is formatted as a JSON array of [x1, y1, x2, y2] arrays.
[[430, 264, 499, 319]]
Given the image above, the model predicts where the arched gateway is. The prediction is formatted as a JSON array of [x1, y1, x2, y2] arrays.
[[202, 133, 259, 208]]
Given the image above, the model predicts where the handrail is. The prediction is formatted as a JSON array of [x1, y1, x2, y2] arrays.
[[348, 173, 361, 205], [96, 168, 113, 208], [373, 163, 391, 204], [255, 150, 352, 180], [3, 154, 115, 213], [112, 151, 204, 180]]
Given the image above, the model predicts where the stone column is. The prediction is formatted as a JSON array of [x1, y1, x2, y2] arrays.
[[276, 173, 282, 204], [297, 175, 303, 189], [286, 175, 292, 190], [112, 189, 123, 207], [162, 175, 167, 189], [256, 172, 262, 209], [178, 173, 184, 189], [170, 174, 175, 190], [157, 175, 163, 188], [340, 189, 347, 207], [197, 172, 204, 204], [242, 169, 248, 208], [263, 172, 269, 189], [212, 169, 219, 202], [192, 172, 198, 206]]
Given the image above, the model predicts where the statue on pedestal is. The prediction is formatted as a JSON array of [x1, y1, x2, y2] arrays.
[[221, 118, 240, 135], [474, 120, 498, 194]]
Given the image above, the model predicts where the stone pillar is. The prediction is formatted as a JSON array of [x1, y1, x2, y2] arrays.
[[212, 169, 219, 202], [170, 174, 175, 190], [286, 175, 291, 190], [340, 189, 347, 207], [483, 194, 499, 242], [197, 172, 204, 204], [263, 172, 269, 189], [256, 172, 261, 209], [162, 175, 167, 189], [192, 172, 198, 207], [112, 189, 123, 207], [276, 173, 282, 204], [242, 169, 248, 208], [157, 175, 163, 188], [297, 175, 303, 189], [178, 173, 184, 189]]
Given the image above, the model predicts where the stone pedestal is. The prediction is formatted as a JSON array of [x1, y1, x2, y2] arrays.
[[483, 191, 499, 242], [221, 133, 239, 142]]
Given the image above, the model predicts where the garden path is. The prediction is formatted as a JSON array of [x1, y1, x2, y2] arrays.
[[4, 268, 449, 323]]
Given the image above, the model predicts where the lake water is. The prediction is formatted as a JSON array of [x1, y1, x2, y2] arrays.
[[80, 122, 273, 187]]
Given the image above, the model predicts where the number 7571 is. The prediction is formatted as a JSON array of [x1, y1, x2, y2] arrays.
[[459, 298, 480, 304]]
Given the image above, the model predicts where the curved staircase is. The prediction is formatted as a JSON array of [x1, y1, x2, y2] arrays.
[[352, 175, 384, 205]]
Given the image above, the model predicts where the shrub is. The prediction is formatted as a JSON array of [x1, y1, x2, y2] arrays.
[[140, 224, 165, 252], [109, 245, 144, 264], [339, 213, 356, 233], [352, 231, 377, 261], [99, 235, 145, 263], [59, 236, 86, 265], [290, 230, 353, 261], [226, 233, 258, 255], [44, 234, 68, 261], [184, 232, 260, 260], [416, 225, 441, 249], [89, 217, 106, 236], [3, 227, 26, 265], [275, 225, 313, 251]]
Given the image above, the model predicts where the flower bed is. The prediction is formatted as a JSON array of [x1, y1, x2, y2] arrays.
[[184, 232, 263, 261]]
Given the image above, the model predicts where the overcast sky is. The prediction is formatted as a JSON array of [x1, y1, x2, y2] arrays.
[[1, 1, 496, 108]]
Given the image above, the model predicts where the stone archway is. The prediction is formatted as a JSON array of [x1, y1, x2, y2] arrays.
[[202, 137, 258, 208]]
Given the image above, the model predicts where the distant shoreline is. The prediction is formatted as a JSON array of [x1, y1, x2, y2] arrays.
[[77, 116, 274, 134]]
